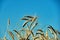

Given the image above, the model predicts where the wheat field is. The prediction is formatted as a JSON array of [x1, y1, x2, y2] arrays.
[[0, 15, 60, 40]]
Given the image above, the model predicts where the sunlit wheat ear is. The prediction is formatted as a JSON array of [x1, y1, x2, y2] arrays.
[[26, 30, 35, 40], [24, 16, 34, 18], [31, 22, 38, 30], [48, 25, 58, 40], [27, 30, 34, 38], [36, 29, 44, 37], [48, 25, 57, 35], [37, 33, 46, 40], [30, 17, 37, 27], [21, 28, 34, 39], [48, 25, 57, 34], [21, 17, 29, 20], [21, 16, 32, 21], [45, 30, 49, 40], [19, 29, 29, 40], [3, 35, 7, 40], [8, 30, 14, 40], [36, 29, 47, 40], [40, 33, 46, 40], [23, 28, 31, 35]]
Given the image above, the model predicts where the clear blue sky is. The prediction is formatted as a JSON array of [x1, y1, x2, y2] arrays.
[[0, 0, 60, 38]]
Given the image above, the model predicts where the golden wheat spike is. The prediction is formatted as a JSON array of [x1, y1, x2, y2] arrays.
[[39, 33, 47, 40], [27, 31, 35, 40], [31, 16, 37, 22], [19, 29, 27, 39], [25, 29, 31, 36], [48, 25, 58, 40], [27, 30, 34, 38], [21, 28, 34, 39], [30, 17, 37, 28], [45, 30, 49, 40], [8, 30, 14, 40], [24, 16, 34, 18], [36, 29, 45, 39], [21, 17, 29, 20], [48, 25, 57, 34]]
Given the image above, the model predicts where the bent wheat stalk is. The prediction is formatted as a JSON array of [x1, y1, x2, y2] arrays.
[[22, 21, 29, 27], [48, 25, 58, 40]]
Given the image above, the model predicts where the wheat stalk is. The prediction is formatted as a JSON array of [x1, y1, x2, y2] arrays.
[[45, 30, 49, 40], [8, 30, 14, 40], [31, 22, 38, 30], [3, 35, 8, 40], [8, 18, 10, 26]]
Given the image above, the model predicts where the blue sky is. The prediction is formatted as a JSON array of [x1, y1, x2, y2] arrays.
[[0, 0, 60, 38]]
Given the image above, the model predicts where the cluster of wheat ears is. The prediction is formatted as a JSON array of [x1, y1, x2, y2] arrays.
[[0, 16, 60, 40]]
